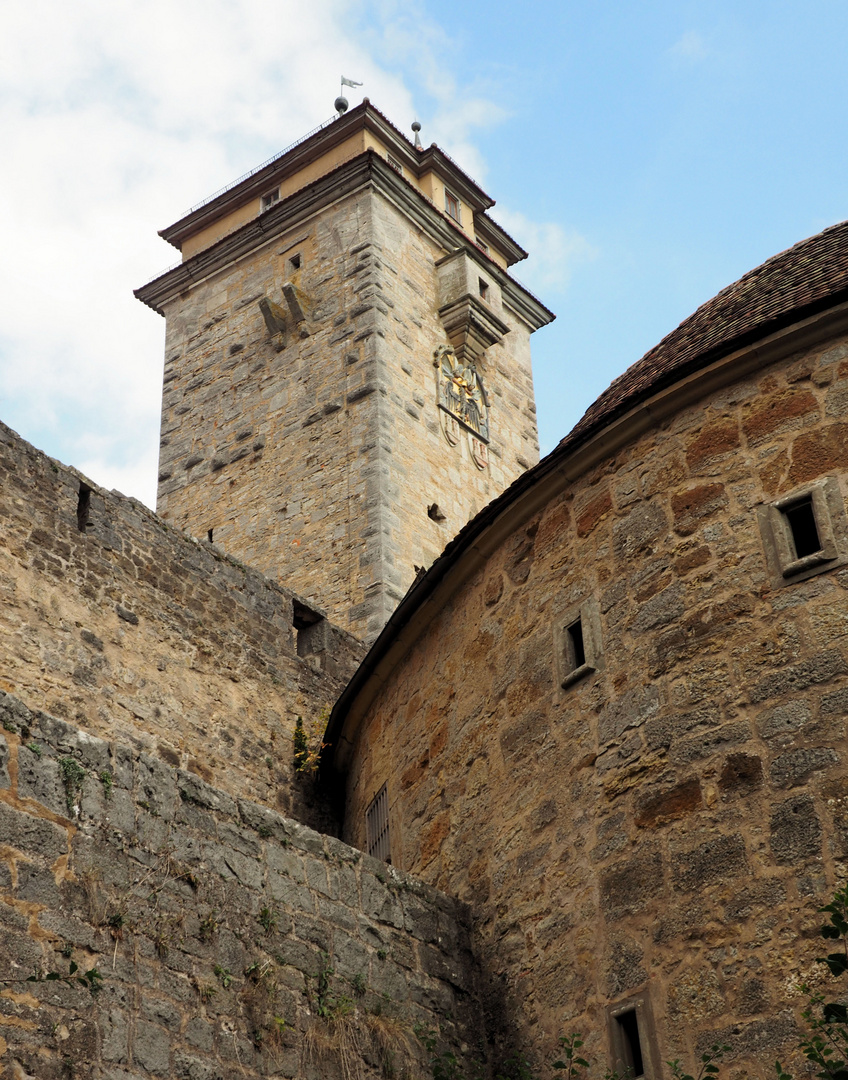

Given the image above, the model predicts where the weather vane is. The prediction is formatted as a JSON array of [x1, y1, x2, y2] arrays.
[[335, 76, 363, 117]]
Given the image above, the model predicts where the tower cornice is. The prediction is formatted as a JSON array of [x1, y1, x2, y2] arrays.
[[158, 101, 496, 253], [135, 149, 554, 330]]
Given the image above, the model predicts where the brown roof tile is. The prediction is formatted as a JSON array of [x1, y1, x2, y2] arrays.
[[560, 219, 848, 452]]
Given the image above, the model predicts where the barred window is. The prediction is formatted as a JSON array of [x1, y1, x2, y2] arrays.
[[366, 783, 391, 863]]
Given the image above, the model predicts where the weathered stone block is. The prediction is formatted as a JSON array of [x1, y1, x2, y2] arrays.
[[598, 684, 661, 747], [0, 801, 67, 861], [670, 722, 752, 765], [101, 1008, 130, 1063], [600, 849, 663, 919], [0, 689, 33, 734], [770, 794, 823, 863], [671, 833, 748, 892], [0, 731, 9, 788], [269, 872, 315, 914], [360, 874, 404, 929], [751, 650, 848, 703], [770, 746, 839, 788]]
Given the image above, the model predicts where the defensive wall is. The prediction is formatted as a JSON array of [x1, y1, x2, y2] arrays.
[[0, 419, 364, 831], [0, 689, 484, 1079], [329, 272, 848, 1074]]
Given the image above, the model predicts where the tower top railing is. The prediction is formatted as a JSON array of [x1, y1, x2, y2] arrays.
[[185, 116, 338, 217]]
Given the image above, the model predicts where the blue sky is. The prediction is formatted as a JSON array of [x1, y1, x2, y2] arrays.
[[1, 0, 847, 507]]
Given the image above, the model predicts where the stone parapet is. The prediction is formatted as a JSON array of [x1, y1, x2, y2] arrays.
[[0, 420, 364, 826], [0, 693, 485, 1079]]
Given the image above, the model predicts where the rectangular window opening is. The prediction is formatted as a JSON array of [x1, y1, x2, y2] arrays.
[[293, 599, 326, 657], [77, 483, 92, 532], [567, 618, 586, 670], [558, 599, 602, 691], [784, 496, 822, 558], [366, 783, 391, 863], [445, 190, 461, 223], [478, 277, 490, 301], [260, 188, 280, 211], [289, 252, 302, 271], [615, 1010, 645, 1078]]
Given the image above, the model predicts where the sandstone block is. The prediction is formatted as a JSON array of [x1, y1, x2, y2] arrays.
[[0, 801, 67, 861], [770, 794, 822, 864], [770, 746, 839, 788], [671, 833, 748, 892]]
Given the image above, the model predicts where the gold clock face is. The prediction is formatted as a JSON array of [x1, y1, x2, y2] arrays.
[[435, 345, 489, 443]]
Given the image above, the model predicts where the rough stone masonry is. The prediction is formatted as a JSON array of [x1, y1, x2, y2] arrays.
[[0, 689, 485, 1079]]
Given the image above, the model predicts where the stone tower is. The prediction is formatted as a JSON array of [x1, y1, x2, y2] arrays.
[[136, 100, 554, 642]]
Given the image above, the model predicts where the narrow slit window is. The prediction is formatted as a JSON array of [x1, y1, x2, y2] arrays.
[[615, 1010, 645, 1077], [77, 483, 92, 532], [289, 252, 302, 271], [478, 277, 490, 301], [557, 598, 602, 691], [207, 528, 214, 543], [366, 783, 391, 863], [784, 497, 822, 558], [567, 619, 586, 670]]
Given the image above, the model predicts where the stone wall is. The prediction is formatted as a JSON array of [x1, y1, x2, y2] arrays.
[[340, 329, 848, 1074], [155, 177, 539, 642], [0, 693, 484, 1080], [0, 420, 364, 828]]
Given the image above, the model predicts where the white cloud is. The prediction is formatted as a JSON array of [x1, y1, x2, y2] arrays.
[[492, 208, 597, 293], [0, 0, 579, 509], [0, 0, 416, 507], [668, 30, 709, 65]]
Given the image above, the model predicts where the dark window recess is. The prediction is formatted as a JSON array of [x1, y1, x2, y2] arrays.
[[567, 619, 586, 670], [479, 277, 489, 301], [785, 497, 822, 558], [289, 253, 302, 271], [428, 503, 446, 522], [293, 599, 326, 657], [207, 529, 214, 543], [615, 1010, 645, 1077], [366, 783, 391, 863], [76, 483, 92, 532]]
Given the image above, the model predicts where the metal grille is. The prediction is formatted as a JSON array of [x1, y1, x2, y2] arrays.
[[366, 784, 391, 863]]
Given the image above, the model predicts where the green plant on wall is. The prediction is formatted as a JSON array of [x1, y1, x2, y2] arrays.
[[415, 1027, 728, 1080], [776, 883, 848, 1080], [312, 952, 352, 1019], [293, 709, 330, 773], [258, 906, 278, 934], [26, 960, 103, 995], [668, 1045, 728, 1080], [59, 757, 86, 813], [293, 716, 309, 772]]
